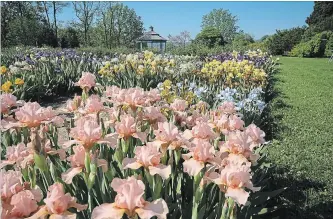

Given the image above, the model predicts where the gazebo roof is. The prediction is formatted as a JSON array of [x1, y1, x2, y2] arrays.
[[136, 26, 167, 42]]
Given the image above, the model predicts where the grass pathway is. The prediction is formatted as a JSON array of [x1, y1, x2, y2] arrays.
[[268, 57, 333, 218]]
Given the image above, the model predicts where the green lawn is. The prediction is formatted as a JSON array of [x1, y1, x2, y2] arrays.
[[267, 57, 333, 218]]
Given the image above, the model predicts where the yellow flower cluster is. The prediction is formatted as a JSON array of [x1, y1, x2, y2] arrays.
[[159, 80, 196, 105], [15, 78, 25, 85], [1, 66, 7, 75], [1, 81, 12, 93], [98, 51, 177, 77], [200, 59, 267, 87], [98, 62, 125, 77], [1, 78, 25, 93]]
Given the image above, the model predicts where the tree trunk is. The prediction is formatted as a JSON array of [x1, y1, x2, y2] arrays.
[[42, 1, 51, 29], [52, 1, 58, 46]]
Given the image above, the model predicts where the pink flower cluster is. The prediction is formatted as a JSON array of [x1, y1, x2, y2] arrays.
[[0, 82, 269, 218], [75, 72, 96, 90], [92, 177, 168, 219], [1, 171, 43, 219], [104, 86, 161, 109]]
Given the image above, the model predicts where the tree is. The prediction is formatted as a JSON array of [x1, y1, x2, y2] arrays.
[[1, 1, 56, 47], [304, 1, 333, 37], [168, 31, 191, 48], [59, 27, 80, 48], [195, 27, 224, 48], [266, 27, 307, 55], [73, 1, 98, 46], [201, 9, 239, 43], [94, 2, 144, 48], [232, 32, 255, 50], [51, 2, 69, 42]]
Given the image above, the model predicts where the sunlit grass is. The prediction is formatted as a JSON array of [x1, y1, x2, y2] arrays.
[[268, 57, 333, 218]]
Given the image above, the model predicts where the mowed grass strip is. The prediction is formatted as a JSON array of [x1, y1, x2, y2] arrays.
[[268, 57, 333, 218]]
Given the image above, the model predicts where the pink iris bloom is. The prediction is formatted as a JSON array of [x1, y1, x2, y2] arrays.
[[245, 124, 266, 150], [182, 139, 217, 176], [208, 164, 260, 205], [123, 143, 171, 179], [28, 182, 87, 219], [219, 131, 259, 164], [75, 72, 96, 90], [0, 143, 32, 169], [115, 114, 146, 142], [91, 177, 169, 219], [64, 116, 118, 151], [183, 121, 217, 143], [62, 145, 108, 184]]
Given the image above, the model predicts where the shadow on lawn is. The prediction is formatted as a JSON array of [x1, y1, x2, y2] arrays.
[[259, 66, 292, 141], [265, 166, 332, 219], [258, 65, 333, 219]]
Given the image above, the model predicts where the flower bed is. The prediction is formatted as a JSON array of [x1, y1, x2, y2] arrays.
[[0, 49, 282, 219]]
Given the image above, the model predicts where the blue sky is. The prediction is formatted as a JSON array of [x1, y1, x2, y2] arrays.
[[59, 1, 314, 40]]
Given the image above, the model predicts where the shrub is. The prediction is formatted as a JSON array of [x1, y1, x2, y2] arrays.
[[266, 27, 307, 55], [290, 31, 333, 57]]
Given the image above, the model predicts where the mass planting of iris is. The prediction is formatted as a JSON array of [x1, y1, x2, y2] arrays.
[[0, 50, 282, 219]]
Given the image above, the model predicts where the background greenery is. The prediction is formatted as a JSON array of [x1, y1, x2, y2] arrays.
[[2, 2, 332, 57]]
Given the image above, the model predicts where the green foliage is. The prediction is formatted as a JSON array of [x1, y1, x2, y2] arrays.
[[59, 27, 80, 48], [266, 27, 307, 55], [325, 35, 333, 57], [247, 42, 269, 53], [1, 2, 57, 47], [77, 46, 137, 56], [290, 31, 332, 57], [93, 2, 144, 49], [306, 2, 333, 32], [195, 27, 225, 48], [168, 42, 226, 56], [201, 8, 239, 43], [231, 33, 255, 51]]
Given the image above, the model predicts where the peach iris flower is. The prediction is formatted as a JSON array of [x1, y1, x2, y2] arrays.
[[219, 131, 259, 164], [61, 145, 108, 184], [122, 143, 171, 179], [9, 189, 43, 218], [123, 88, 146, 109], [208, 164, 260, 205], [65, 116, 118, 151], [214, 114, 244, 135], [170, 99, 188, 112], [218, 101, 237, 115], [1, 171, 43, 218], [75, 72, 96, 90], [15, 102, 52, 127], [115, 114, 146, 142], [28, 182, 87, 219], [182, 140, 217, 176], [183, 121, 217, 143], [245, 124, 266, 150], [65, 95, 82, 112], [153, 122, 188, 152], [91, 177, 169, 219], [142, 106, 166, 124], [79, 94, 105, 115], [0, 93, 17, 114], [146, 88, 161, 103], [14, 102, 61, 128], [0, 143, 32, 169]]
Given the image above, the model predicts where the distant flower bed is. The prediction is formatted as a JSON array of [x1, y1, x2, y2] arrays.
[[0, 50, 284, 219]]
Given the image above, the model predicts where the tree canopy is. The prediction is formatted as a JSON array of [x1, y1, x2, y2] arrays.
[[201, 8, 239, 43]]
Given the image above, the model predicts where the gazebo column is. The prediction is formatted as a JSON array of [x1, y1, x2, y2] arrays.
[[140, 42, 142, 51]]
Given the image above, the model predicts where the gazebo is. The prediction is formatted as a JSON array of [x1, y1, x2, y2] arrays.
[[136, 26, 167, 53]]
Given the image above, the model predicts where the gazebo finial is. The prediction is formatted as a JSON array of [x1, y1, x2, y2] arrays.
[[149, 26, 154, 31]]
